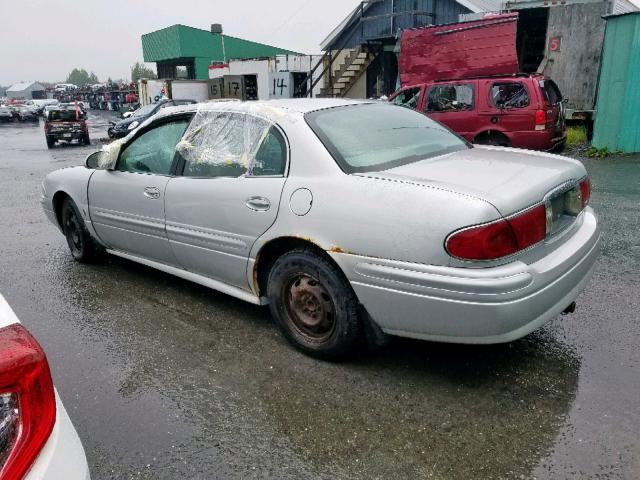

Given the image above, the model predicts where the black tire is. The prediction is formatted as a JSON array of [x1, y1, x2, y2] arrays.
[[82, 134, 91, 146], [61, 197, 102, 263], [46, 136, 55, 149], [474, 133, 511, 147], [267, 248, 363, 359]]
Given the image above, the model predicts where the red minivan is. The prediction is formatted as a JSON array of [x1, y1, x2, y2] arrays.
[[390, 74, 566, 151]]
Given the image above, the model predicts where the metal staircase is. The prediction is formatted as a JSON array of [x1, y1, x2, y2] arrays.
[[319, 47, 374, 98]]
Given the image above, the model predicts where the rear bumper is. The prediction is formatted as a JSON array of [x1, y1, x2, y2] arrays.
[[330, 208, 600, 344], [508, 130, 566, 151], [26, 392, 90, 480], [48, 132, 85, 141]]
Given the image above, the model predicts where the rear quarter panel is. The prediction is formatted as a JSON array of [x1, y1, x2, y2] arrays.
[[253, 119, 503, 267]]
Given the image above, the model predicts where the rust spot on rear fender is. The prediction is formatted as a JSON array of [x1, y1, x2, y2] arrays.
[[328, 246, 357, 255]]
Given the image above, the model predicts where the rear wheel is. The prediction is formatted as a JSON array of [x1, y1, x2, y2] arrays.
[[82, 134, 91, 146], [61, 197, 102, 263], [474, 132, 511, 147], [267, 248, 363, 359], [46, 136, 55, 149]]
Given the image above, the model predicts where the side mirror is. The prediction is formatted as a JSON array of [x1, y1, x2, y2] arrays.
[[85, 152, 102, 169]]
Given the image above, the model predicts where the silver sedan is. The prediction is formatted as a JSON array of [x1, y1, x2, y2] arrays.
[[41, 99, 600, 358]]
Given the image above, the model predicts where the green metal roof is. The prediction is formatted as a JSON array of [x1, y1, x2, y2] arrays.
[[142, 24, 301, 63], [592, 12, 640, 153]]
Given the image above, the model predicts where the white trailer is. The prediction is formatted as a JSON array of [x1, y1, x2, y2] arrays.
[[138, 79, 169, 106], [169, 80, 209, 102], [208, 55, 325, 100]]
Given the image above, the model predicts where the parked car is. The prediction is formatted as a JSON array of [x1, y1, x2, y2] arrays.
[[41, 100, 600, 359], [0, 293, 90, 479], [43, 103, 61, 120], [15, 105, 39, 122], [107, 99, 196, 138], [390, 74, 566, 151], [44, 104, 90, 148], [0, 105, 13, 122]]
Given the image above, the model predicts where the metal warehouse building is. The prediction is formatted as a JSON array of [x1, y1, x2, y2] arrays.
[[319, 0, 500, 98], [592, 12, 640, 153], [142, 24, 300, 81], [6, 81, 46, 100]]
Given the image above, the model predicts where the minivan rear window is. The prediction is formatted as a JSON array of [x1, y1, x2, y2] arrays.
[[491, 82, 529, 109], [539, 79, 562, 105]]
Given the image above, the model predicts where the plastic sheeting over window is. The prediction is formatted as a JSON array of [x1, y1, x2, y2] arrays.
[[95, 103, 290, 175], [97, 139, 125, 169], [176, 105, 287, 178]]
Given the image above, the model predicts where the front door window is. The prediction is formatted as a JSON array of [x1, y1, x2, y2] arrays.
[[116, 119, 190, 175], [393, 87, 421, 109]]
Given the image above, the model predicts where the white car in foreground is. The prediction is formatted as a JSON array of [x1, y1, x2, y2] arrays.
[[41, 100, 600, 359], [0, 294, 90, 480]]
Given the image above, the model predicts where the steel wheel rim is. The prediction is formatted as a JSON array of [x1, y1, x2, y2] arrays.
[[64, 208, 82, 254], [283, 273, 336, 343]]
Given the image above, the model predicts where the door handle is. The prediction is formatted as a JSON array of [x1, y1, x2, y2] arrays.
[[245, 196, 271, 211], [143, 187, 161, 199]]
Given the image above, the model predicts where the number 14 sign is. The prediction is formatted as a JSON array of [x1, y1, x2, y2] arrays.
[[269, 72, 294, 99]]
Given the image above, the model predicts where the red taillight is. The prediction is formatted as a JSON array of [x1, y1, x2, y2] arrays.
[[0, 324, 56, 480], [446, 205, 547, 261], [44, 122, 50, 133], [580, 178, 591, 208], [535, 109, 546, 130]]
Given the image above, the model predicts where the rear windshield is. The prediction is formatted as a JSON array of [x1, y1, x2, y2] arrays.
[[539, 79, 562, 105], [48, 108, 86, 121], [305, 103, 469, 173]]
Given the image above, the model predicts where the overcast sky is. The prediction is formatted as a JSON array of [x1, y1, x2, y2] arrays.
[[2, 0, 639, 86], [0, 0, 358, 85]]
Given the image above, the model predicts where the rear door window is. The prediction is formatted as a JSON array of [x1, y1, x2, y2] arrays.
[[491, 82, 529, 109], [393, 87, 421, 109], [178, 112, 285, 178], [539, 79, 562, 105], [426, 84, 474, 112]]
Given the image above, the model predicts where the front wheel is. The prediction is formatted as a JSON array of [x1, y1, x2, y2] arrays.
[[267, 248, 363, 359], [61, 197, 102, 263]]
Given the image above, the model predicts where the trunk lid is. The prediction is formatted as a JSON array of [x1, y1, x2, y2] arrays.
[[363, 146, 586, 216]]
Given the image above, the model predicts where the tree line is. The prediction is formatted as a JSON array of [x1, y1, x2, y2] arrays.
[[63, 63, 156, 86]]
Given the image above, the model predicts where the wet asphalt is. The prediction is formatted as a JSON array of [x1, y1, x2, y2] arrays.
[[0, 111, 638, 479]]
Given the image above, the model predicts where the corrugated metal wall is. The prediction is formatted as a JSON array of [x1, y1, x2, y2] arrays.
[[592, 13, 640, 153], [332, 0, 470, 49]]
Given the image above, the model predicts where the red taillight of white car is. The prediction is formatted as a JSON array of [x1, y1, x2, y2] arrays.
[[580, 178, 591, 209], [0, 324, 56, 480], [447, 178, 592, 261]]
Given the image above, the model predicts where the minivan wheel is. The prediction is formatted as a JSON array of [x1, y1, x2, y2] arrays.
[[474, 132, 511, 147], [267, 248, 363, 359], [61, 197, 102, 263]]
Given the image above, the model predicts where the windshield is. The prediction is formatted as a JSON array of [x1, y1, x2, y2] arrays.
[[305, 103, 469, 173], [132, 103, 159, 118], [48, 107, 86, 121]]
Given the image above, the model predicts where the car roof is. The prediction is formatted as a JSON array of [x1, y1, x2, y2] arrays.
[[161, 98, 374, 118]]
